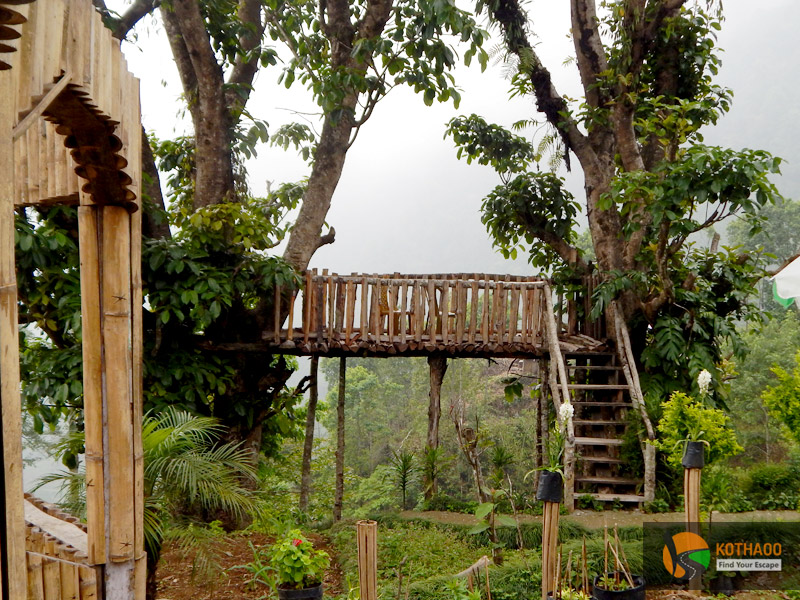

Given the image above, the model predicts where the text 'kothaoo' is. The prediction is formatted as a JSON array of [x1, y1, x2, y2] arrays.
[[715, 542, 782, 557]]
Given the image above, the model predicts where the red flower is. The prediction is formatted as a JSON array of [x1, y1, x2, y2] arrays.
[[292, 538, 303, 547]]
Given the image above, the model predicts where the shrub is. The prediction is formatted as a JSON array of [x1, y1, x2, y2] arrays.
[[655, 391, 743, 469], [421, 494, 479, 514]]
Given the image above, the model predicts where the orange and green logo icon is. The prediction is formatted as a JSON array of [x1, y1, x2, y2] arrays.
[[662, 532, 710, 581]]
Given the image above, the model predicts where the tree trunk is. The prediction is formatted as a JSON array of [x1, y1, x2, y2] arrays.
[[424, 354, 447, 498], [145, 548, 159, 600], [333, 357, 346, 521], [299, 356, 319, 513]]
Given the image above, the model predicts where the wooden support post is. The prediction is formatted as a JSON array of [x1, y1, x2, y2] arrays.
[[1, 66, 28, 600], [299, 356, 319, 513], [684, 466, 702, 592], [78, 205, 105, 565], [425, 355, 447, 499], [333, 358, 346, 522], [541, 502, 559, 600], [356, 520, 378, 600]]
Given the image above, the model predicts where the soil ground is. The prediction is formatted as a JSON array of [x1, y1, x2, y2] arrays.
[[155, 531, 344, 600]]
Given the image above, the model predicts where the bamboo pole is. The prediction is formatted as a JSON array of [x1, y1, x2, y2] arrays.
[[541, 501, 559, 600], [356, 520, 378, 600], [43, 539, 61, 600], [78, 204, 105, 565], [28, 529, 46, 600], [102, 206, 135, 564], [1, 64, 28, 600], [686, 465, 702, 594]]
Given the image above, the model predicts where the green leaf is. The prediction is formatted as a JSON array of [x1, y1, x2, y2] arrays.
[[474, 502, 494, 520], [467, 522, 490, 535]]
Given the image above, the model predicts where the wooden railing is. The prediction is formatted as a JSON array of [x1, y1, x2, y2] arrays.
[[265, 271, 553, 357], [24, 495, 100, 600]]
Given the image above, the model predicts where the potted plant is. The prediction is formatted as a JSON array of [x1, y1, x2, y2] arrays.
[[270, 529, 330, 599], [592, 526, 645, 600], [531, 405, 570, 503]]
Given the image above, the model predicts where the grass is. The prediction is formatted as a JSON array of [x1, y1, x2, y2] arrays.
[[327, 514, 646, 600]]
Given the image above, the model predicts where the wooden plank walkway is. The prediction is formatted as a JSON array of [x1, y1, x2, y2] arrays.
[[263, 271, 607, 359]]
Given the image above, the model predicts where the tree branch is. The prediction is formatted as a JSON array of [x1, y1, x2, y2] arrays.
[[570, 0, 610, 108], [487, 0, 595, 171], [113, 0, 161, 40], [225, 0, 267, 112]]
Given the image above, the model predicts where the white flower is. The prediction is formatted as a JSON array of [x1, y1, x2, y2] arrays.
[[558, 403, 574, 424], [697, 369, 712, 396]]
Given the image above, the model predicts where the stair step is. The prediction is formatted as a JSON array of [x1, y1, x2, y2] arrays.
[[574, 420, 625, 426], [576, 476, 641, 485], [574, 437, 623, 446], [572, 402, 633, 407], [567, 384, 629, 390], [577, 456, 625, 464], [573, 493, 645, 503]]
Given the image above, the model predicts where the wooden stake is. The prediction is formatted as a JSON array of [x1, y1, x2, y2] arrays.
[[356, 520, 377, 600], [581, 538, 588, 594]]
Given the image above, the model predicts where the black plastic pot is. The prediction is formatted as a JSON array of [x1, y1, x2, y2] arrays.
[[681, 441, 705, 469], [536, 471, 563, 503], [592, 573, 645, 600], [277, 583, 324, 600]]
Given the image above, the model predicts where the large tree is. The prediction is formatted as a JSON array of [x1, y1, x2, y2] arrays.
[[448, 0, 783, 399], [19, 0, 488, 462]]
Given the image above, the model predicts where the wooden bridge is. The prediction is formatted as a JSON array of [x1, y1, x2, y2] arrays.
[[264, 270, 655, 510], [263, 270, 606, 358]]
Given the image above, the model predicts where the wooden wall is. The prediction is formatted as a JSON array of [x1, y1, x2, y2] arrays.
[[1, 0, 143, 597]]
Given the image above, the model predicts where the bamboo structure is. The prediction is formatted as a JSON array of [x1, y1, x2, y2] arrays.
[[356, 520, 378, 600], [24, 495, 100, 600], [541, 502, 560, 600], [684, 467, 702, 592], [263, 271, 606, 358], [1, 0, 143, 597]]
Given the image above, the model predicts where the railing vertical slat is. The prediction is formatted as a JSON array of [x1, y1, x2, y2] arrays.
[[286, 290, 295, 344], [360, 277, 368, 341], [414, 282, 423, 343], [327, 273, 335, 344], [468, 280, 478, 344], [315, 277, 325, 346], [345, 280, 355, 344], [303, 270, 313, 346], [335, 277, 345, 341], [481, 277, 490, 343], [440, 281, 449, 344], [370, 280, 381, 342], [427, 280, 436, 341], [399, 281, 408, 344], [388, 280, 396, 341], [509, 283, 520, 343]]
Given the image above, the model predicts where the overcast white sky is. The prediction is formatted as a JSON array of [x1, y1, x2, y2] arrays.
[[113, 0, 799, 276]]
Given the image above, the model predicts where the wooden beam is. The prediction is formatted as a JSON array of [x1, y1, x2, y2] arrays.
[[12, 71, 72, 141]]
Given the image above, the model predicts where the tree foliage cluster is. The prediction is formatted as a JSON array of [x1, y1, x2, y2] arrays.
[[448, 0, 785, 402]]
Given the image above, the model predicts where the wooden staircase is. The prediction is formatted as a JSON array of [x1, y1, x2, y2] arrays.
[[565, 352, 645, 506]]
